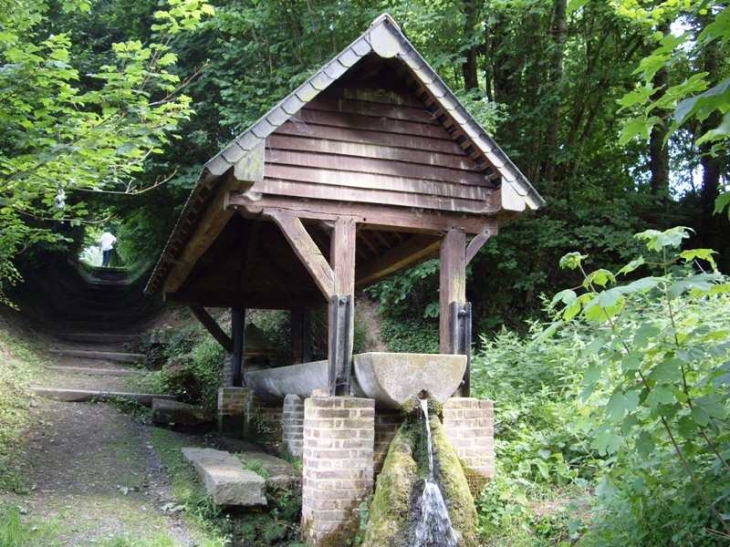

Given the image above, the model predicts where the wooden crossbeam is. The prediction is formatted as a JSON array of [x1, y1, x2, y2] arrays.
[[356, 234, 441, 288], [189, 306, 233, 352], [229, 193, 499, 235], [269, 212, 336, 299]]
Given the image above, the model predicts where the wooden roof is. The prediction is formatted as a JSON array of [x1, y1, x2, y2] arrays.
[[146, 13, 544, 302]]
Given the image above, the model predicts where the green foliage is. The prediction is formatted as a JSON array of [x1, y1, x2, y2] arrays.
[[0, 0, 211, 301]]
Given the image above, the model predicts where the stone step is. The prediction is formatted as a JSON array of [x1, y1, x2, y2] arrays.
[[49, 348, 146, 363], [31, 387, 174, 406], [181, 448, 267, 506], [48, 365, 144, 376], [56, 332, 140, 344]]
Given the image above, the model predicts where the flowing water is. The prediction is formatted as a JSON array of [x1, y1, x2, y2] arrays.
[[411, 398, 459, 547]]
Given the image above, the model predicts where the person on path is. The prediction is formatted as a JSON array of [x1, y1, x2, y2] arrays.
[[100, 230, 117, 268]]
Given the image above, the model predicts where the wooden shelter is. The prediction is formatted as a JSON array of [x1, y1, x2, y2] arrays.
[[146, 13, 544, 397]]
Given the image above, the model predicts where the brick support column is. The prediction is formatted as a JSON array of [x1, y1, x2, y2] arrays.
[[282, 394, 305, 458], [217, 387, 252, 438], [221, 352, 234, 387], [442, 397, 495, 478], [374, 410, 403, 474], [302, 396, 374, 546]]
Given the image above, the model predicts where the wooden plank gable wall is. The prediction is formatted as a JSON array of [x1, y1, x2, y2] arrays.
[[256, 77, 498, 216]]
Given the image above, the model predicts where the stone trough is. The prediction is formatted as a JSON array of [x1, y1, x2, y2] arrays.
[[244, 352, 467, 409]]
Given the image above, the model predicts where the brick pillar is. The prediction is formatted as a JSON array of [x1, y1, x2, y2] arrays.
[[221, 352, 234, 387], [217, 387, 252, 438], [442, 397, 495, 478], [282, 394, 305, 458], [374, 410, 403, 474], [302, 396, 374, 546]]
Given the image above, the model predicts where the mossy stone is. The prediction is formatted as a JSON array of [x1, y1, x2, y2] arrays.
[[430, 417, 479, 547], [361, 424, 418, 547]]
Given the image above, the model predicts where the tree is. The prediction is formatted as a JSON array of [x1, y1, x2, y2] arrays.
[[0, 0, 212, 303]]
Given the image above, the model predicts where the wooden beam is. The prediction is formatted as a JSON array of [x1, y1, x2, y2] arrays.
[[231, 307, 246, 387], [332, 218, 356, 295], [465, 227, 492, 265], [189, 306, 233, 352], [230, 193, 499, 235], [356, 235, 441, 288], [269, 212, 335, 299], [439, 229, 466, 354], [291, 308, 312, 365], [329, 218, 357, 395], [164, 182, 234, 294]]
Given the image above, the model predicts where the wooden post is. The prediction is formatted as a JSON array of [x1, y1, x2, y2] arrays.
[[439, 229, 471, 396], [328, 219, 356, 395], [291, 308, 312, 364], [231, 307, 246, 387], [439, 229, 466, 353]]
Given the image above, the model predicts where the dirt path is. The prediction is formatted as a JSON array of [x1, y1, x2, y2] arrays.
[[0, 267, 205, 545], [3, 397, 196, 546]]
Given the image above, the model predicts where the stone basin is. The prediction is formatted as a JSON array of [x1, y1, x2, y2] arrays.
[[244, 352, 467, 409], [353, 352, 466, 408]]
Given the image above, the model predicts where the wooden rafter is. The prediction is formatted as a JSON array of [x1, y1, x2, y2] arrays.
[[163, 181, 234, 294]]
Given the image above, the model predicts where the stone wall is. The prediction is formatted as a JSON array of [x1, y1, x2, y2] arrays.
[[217, 386, 252, 437], [441, 397, 495, 478], [301, 396, 374, 545]]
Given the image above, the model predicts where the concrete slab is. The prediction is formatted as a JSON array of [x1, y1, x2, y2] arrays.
[[181, 448, 267, 506], [32, 387, 174, 406]]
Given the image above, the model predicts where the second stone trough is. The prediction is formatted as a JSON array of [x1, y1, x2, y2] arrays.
[[244, 352, 467, 408]]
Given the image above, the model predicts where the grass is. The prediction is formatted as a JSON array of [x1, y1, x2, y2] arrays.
[[0, 504, 61, 547], [0, 327, 43, 493], [98, 534, 180, 547], [147, 428, 228, 547]]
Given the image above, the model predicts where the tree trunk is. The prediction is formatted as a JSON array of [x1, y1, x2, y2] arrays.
[[649, 23, 670, 200], [461, 0, 481, 91], [541, 0, 567, 184]]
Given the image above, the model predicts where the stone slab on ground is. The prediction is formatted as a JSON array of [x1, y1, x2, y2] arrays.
[[237, 451, 300, 490], [49, 348, 146, 363], [181, 447, 267, 506], [48, 365, 143, 376], [32, 387, 174, 406], [152, 399, 212, 426]]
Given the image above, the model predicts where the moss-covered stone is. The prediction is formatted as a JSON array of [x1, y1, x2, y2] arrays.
[[363, 411, 479, 547], [362, 424, 418, 547], [430, 417, 479, 547]]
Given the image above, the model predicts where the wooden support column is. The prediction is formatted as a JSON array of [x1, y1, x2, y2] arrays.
[[439, 229, 472, 396], [291, 308, 312, 364], [231, 307, 246, 387], [328, 218, 356, 395]]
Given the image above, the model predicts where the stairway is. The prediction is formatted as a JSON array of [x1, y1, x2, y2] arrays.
[[30, 265, 171, 406]]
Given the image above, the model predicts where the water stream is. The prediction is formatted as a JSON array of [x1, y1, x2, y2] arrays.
[[411, 398, 459, 547]]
